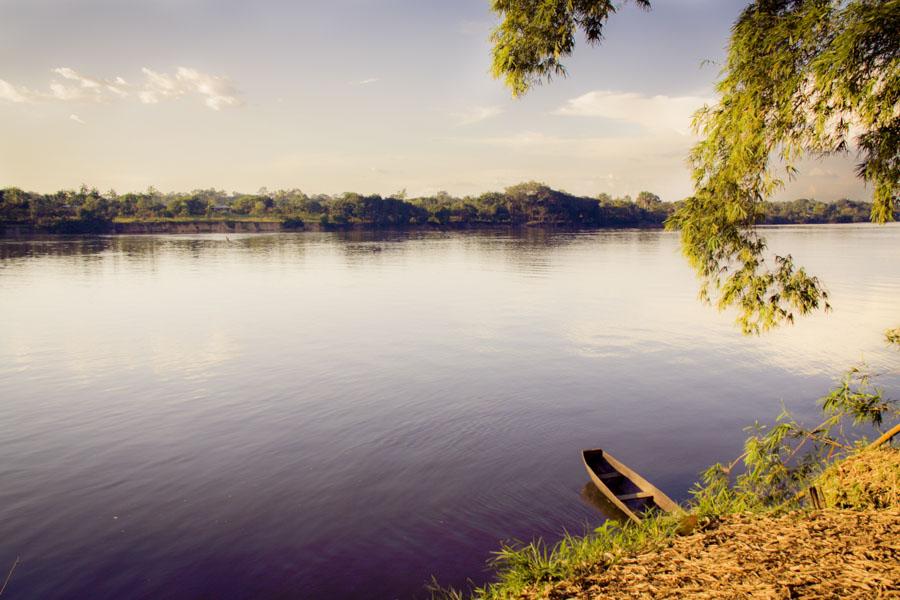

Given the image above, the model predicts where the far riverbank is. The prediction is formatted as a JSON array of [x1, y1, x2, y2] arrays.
[[3, 184, 884, 237], [1, 219, 672, 236], [4, 219, 892, 237]]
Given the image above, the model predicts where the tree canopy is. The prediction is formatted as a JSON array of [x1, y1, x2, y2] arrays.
[[1, 184, 873, 234], [490, 0, 899, 334], [490, 0, 650, 97]]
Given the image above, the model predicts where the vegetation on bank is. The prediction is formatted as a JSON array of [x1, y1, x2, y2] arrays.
[[434, 451, 899, 599], [545, 504, 898, 598], [432, 335, 899, 599], [0, 182, 880, 234]]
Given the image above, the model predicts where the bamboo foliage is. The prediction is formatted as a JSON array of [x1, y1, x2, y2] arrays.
[[674, 0, 899, 334], [693, 363, 898, 515], [490, 0, 900, 334]]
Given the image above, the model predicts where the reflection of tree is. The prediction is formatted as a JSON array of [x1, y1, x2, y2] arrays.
[[0, 238, 113, 262], [0, 231, 670, 281], [0, 235, 313, 274]]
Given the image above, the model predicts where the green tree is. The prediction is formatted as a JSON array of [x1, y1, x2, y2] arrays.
[[490, 0, 899, 333], [0, 188, 30, 221], [135, 195, 162, 218], [635, 191, 661, 210], [232, 195, 257, 215], [252, 196, 274, 215]]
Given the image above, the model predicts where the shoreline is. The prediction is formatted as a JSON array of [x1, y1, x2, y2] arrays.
[[2, 220, 888, 237], [1, 220, 670, 236], [436, 445, 899, 599]]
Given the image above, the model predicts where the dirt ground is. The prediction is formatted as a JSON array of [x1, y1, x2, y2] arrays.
[[545, 508, 899, 599]]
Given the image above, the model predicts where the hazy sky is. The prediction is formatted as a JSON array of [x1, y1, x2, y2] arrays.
[[0, 0, 868, 200]]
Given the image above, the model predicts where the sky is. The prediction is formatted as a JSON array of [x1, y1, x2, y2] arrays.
[[0, 0, 869, 201]]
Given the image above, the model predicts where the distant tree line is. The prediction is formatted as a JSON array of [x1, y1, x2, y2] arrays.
[[0, 182, 880, 233], [760, 198, 881, 225]]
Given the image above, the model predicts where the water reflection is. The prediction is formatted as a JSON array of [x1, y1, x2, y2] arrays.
[[580, 482, 631, 525]]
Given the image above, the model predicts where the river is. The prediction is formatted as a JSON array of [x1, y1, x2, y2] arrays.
[[1, 225, 897, 599]]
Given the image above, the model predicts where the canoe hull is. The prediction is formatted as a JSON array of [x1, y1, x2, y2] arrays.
[[582, 449, 680, 524]]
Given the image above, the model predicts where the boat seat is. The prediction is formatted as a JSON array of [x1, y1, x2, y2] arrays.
[[598, 472, 623, 480], [617, 492, 653, 501]]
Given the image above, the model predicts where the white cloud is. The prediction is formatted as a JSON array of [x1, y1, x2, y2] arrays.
[[555, 90, 711, 135], [185, 73, 241, 110], [453, 105, 503, 126], [55, 68, 100, 90], [69, 113, 85, 124], [0, 66, 241, 111], [0, 79, 31, 103], [137, 68, 175, 104], [49, 67, 131, 102], [353, 77, 380, 86], [48, 82, 84, 101], [139, 67, 241, 110]]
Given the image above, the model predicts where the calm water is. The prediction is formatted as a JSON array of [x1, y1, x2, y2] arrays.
[[1, 226, 898, 599]]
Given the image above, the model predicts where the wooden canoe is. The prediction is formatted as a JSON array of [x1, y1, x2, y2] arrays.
[[582, 449, 680, 524]]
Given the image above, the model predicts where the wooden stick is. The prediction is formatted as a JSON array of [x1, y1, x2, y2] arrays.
[[867, 423, 900, 450], [721, 450, 749, 475], [802, 432, 852, 451], [0, 556, 20, 597], [807, 486, 824, 510]]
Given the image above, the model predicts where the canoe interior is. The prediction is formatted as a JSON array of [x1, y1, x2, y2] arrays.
[[583, 449, 676, 520]]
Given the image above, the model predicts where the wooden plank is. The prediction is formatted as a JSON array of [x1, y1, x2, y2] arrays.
[[617, 492, 653, 501], [600, 451, 682, 514], [598, 472, 622, 480]]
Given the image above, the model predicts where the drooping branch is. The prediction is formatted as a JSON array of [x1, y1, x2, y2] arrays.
[[489, 0, 899, 334], [490, 0, 650, 97]]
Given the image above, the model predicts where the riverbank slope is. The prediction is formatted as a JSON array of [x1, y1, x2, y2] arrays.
[[444, 446, 898, 599]]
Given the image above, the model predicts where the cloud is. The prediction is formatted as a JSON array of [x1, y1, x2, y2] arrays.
[[50, 67, 130, 102], [0, 66, 241, 111], [555, 90, 711, 135], [353, 78, 380, 86], [139, 67, 241, 110], [453, 105, 503, 126], [137, 68, 176, 103], [0, 79, 31, 103], [69, 113, 85, 124]]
